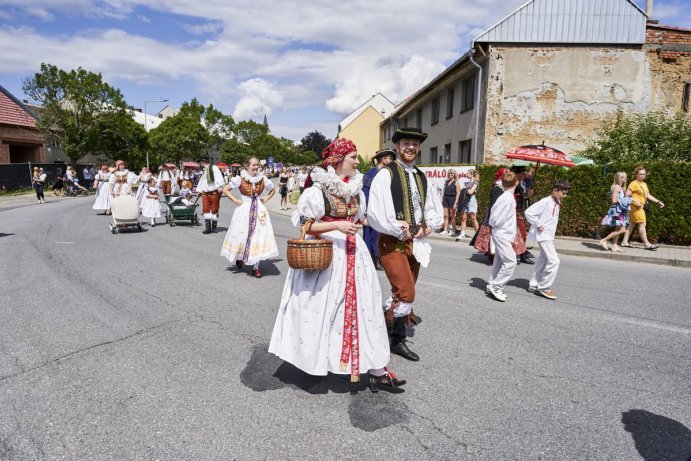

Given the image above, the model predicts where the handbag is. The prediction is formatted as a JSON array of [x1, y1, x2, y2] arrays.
[[643, 200, 650, 212], [286, 219, 333, 270]]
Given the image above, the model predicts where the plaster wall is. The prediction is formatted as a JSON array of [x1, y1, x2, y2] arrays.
[[339, 105, 384, 160], [484, 46, 651, 163]]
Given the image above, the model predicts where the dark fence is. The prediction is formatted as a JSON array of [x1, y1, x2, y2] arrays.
[[0, 163, 93, 191]]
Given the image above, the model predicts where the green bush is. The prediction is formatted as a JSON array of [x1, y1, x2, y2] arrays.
[[424, 162, 690, 245]]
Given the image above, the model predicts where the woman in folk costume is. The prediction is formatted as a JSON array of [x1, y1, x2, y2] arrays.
[[269, 138, 406, 393], [92, 164, 113, 214], [220, 156, 279, 278], [134, 166, 152, 208], [109, 160, 136, 198], [141, 177, 163, 227]]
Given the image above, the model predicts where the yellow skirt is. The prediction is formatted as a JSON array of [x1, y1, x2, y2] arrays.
[[630, 204, 646, 223]]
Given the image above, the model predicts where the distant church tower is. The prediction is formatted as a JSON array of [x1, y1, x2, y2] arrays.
[[263, 114, 269, 131]]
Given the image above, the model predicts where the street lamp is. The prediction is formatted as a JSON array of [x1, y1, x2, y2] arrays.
[[144, 98, 169, 169]]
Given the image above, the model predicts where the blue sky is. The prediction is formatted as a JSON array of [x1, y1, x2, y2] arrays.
[[1, 0, 689, 142]]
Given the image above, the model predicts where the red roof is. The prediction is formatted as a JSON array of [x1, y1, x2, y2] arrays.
[[0, 87, 37, 128]]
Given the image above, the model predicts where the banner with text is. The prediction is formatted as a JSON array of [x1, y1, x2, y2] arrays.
[[418, 166, 477, 197]]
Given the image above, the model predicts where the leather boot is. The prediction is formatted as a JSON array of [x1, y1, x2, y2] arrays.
[[389, 339, 419, 361], [202, 219, 212, 234], [211, 219, 218, 232]]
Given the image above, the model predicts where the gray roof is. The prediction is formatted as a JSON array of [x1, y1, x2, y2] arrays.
[[474, 0, 647, 45]]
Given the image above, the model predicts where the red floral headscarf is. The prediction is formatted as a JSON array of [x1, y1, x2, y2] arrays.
[[321, 138, 357, 168]]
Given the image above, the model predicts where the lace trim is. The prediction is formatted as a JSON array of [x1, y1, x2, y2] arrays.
[[309, 166, 362, 201], [240, 169, 264, 184]]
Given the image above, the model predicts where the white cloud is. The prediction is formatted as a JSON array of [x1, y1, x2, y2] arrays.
[[233, 78, 284, 121]]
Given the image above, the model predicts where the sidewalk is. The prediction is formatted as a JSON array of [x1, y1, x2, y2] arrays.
[[264, 190, 691, 268]]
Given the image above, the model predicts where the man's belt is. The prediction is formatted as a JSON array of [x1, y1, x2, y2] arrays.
[[202, 190, 219, 195]]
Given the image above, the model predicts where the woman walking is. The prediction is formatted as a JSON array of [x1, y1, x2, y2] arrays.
[[92, 164, 112, 214], [620, 166, 665, 250], [269, 138, 406, 393], [220, 156, 279, 278], [32, 167, 46, 203], [278, 167, 290, 210], [441, 169, 460, 236], [599, 171, 633, 252], [459, 170, 480, 239]]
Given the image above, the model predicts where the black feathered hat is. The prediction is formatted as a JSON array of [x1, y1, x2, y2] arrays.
[[392, 127, 428, 144]]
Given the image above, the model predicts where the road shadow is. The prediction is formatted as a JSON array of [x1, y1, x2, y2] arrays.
[[506, 278, 531, 290], [469, 253, 492, 265], [224, 259, 282, 277], [469, 277, 487, 291], [0, 233, 15, 238], [581, 241, 607, 251], [621, 409, 691, 460]]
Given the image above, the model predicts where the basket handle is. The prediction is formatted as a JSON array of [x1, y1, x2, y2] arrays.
[[300, 219, 315, 240]]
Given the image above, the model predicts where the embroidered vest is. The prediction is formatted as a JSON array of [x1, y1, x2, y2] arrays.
[[239, 178, 265, 197], [385, 162, 427, 226], [114, 173, 128, 184], [321, 188, 359, 220]]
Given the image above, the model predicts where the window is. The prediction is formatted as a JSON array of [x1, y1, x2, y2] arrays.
[[431, 97, 440, 125], [443, 144, 451, 163], [461, 74, 476, 112], [402, 116, 408, 128], [430, 146, 438, 164], [416, 108, 422, 128], [683, 82, 691, 112], [446, 88, 454, 119], [458, 140, 472, 163]]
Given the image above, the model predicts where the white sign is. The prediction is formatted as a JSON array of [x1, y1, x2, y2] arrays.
[[418, 166, 476, 197]]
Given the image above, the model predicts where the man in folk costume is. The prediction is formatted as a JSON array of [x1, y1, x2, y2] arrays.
[[197, 157, 225, 234], [368, 127, 443, 362], [158, 163, 174, 196]]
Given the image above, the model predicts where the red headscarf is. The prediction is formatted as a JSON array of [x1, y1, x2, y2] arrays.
[[321, 138, 357, 168], [495, 167, 507, 181], [115, 160, 126, 169]]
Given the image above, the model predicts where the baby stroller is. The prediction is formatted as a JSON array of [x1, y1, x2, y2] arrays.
[[110, 195, 143, 234], [65, 178, 89, 196], [164, 194, 201, 226]]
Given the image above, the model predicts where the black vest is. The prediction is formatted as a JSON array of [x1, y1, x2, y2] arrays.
[[385, 162, 427, 226]]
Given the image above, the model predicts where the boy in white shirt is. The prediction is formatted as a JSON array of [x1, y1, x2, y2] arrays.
[[486, 171, 518, 302], [524, 179, 570, 300]]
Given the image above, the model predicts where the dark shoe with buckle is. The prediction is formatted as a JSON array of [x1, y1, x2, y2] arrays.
[[519, 254, 535, 265], [235, 260, 244, 269], [368, 369, 406, 393], [252, 268, 262, 278], [390, 340, 419, 361]]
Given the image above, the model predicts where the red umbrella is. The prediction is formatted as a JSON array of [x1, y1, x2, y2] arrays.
[[231, 163, 241, 167], [182, 161, 200, 169], [164, 163, 177, 170], [505, 142, 575, 167], [216, 162, 229, 170]]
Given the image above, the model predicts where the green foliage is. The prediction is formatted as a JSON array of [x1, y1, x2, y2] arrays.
[[222, 122, 299, 165], [580, 110, 691, 164], [459, 162, 690, 245], [299, 130, 331, 154], [91, 111, 148, 169], [22, 63, 129, 163]]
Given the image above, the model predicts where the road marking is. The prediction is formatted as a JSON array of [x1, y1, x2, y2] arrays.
[[55, 241, 75, 244]]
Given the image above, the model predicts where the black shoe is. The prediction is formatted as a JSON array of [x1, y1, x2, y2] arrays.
[[519, 254, 535, 265], [374, 257, 384, 271], [211, 220, 218, 232], [390, 341, 419, 361], [202, 220, 212, 234], [368, 370, 406, 393], [235, 260, 244, 269]]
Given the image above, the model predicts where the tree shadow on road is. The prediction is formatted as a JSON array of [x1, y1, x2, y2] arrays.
[[622, 409, 691, 461], [0, 233, 15, 238]]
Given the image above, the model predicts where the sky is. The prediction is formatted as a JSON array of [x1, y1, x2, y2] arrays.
[[1, 0, 690, 142]]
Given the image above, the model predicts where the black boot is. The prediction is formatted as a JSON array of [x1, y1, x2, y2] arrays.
[[211, 219, 218, 233], [519, 253, 535, 265], [389, 337, 419, 361], [372, 254, 384, 271], [202, 219, 212, 234]]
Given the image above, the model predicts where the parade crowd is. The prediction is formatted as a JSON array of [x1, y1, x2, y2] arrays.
[[35, 127, 664, 394]]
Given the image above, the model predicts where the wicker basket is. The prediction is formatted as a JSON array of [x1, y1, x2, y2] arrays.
[[287, 220, 333, 270]]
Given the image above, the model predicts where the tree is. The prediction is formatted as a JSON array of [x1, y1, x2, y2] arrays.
[[91, 111, 149, 169], [148, 98, 234, 164], [22, 63, 129, 163], [580, 110, 691, 164], [234, 120, 269, 145], [220, 139, 251, 165], [299, 130, 331, 154]]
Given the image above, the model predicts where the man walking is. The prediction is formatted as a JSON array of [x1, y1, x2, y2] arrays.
[[368, 127, 443, 361], [510, 165, 535, 265], [197, 157, 225, 234], [362, 149, 396, 270]]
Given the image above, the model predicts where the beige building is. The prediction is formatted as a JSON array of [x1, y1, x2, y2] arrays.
[[381, 0, 691, 165], [338, 93, 394, 161]]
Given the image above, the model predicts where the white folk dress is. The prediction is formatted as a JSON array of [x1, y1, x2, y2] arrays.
[[134, 172, 152, 207], [220, 171, 279, 265], [141, 186, 162, 219], [269, 167, 390, 380], [92, 172, 112, 210], [109, 170, 136, 197]]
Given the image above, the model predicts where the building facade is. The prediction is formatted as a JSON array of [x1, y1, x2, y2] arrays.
[[381, 0, 691, 165], [0, 86, 47, 163], [338, 93, 395, 161]]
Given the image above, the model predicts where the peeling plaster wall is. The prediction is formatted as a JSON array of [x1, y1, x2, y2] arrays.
[[484, 46, 653, 163]]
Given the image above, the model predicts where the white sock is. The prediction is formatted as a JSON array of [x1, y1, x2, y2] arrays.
[[369, 368, 386, 377]]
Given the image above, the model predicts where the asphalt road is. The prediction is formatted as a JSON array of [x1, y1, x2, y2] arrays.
[[1, 196, 690, 460]]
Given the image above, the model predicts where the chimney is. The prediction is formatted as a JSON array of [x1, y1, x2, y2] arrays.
[[646, 0, 653, 18]]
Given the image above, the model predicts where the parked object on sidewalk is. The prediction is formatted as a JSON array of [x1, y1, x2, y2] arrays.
[[109, 195, 142, 234]]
